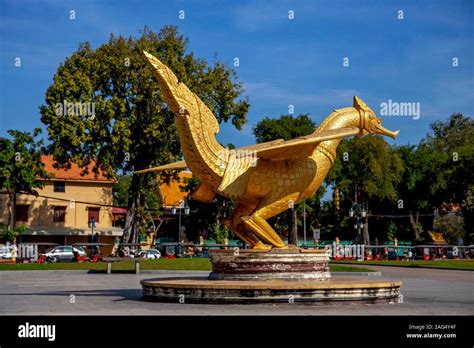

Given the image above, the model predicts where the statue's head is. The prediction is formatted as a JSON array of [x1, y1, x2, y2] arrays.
[[353, 96, 399, 139]]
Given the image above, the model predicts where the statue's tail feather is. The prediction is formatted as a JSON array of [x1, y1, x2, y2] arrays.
[[143, 51, 226, 186]]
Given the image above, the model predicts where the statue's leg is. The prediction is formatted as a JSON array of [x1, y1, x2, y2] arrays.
[[242, 193, 299, 248], [223, 203, 267, 249]]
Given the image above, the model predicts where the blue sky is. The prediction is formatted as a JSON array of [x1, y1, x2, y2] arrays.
[[1, 0, 473, 148]]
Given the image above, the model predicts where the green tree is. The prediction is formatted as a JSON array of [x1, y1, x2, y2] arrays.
[[113, 174, 160, 209], [40, 26, 249, 243], [183, 176, 236, 243], [0, 129, 50, 235], [318, 200, 351, 239], [113, 175, 132, 207], [394, 144, 448, 240], [433, 214, 465, 244], [253, 114, 315, 143], [1, 225, 27, 243], [422, 113, 474, 238], [463, 186, 474, 243], [386, 221, 397, 242], [327, 136, 405, 244], [422, 113, 474, 202]]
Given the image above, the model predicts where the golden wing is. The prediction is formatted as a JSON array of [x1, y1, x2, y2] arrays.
[[217, 150, 254, 198], [134, 160, 187, 174], [236, 138, 285, 151], [215, 139, 285, 197], [254, 127, 360, 161]]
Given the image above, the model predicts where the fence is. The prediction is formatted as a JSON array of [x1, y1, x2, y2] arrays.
[[17, 243, 39, 261]]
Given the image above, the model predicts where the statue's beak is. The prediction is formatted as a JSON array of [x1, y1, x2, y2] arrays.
[[371, 119, 399, 139]]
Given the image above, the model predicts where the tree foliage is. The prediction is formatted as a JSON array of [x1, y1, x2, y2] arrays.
[[112, 175, 132, 207], [423, 113, 474, 205], [433, 214, 465, 244], [182, 176, 235, 243], [329, 136, 404, 203], [0, 129, 50, 231], [422, 113, 474, 240], [321, 114, 473, 244], [325, 136, 404, 243], [253, 114, 315, 143]]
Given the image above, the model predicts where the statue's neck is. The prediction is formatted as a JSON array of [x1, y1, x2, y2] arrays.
[[312, 107, 361, 163], [316, 107, 361, 132]]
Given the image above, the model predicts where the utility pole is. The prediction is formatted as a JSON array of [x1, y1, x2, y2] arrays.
[[288, 203, 298, 246], [303, 199, 307, 246]]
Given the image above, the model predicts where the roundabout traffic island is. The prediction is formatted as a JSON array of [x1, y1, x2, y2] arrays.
[[140, 249, 402, 304]]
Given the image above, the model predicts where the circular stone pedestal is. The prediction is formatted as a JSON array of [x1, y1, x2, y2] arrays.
[[209, 249, 330, 281], [140, 248, 402, 304], [141, 277, 402, 304]]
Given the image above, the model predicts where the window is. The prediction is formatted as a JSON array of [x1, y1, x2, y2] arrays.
[[53, 247, 64, 253], [53, 181, 65, 192], [53, 206, 66, 222], [88, 207, 100, 223], [15, 205, 29, 222]]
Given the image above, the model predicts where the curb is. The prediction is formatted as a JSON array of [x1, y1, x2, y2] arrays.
[[331, 271, 382, 277], [0, 269, 381, 277], [330, 262, 474, 272]]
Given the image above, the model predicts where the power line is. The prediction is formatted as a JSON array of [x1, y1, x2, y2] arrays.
[[0, 192, 162, 212]]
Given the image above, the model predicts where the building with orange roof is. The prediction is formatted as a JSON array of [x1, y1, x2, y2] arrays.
[[159, 171, 192, 208], [138, 172, 193, 245], [0, 155, 122, 254], [40, 155, 113, 182]]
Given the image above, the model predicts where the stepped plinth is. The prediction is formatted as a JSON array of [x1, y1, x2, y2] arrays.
[[141, 248, 402, 304]]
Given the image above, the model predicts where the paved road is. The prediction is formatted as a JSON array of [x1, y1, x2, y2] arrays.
[[0, 266, 472, 315]]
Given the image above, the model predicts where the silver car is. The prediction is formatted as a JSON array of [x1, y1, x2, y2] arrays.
[[0, 245, 12, 259], [43, 245, 87, 262], [138, 249, 161, 259]]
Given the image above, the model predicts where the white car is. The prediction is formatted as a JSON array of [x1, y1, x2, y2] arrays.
[[138, 249, 161, 259], [0, 245, 12, 259], [42, 245, 87, 262]]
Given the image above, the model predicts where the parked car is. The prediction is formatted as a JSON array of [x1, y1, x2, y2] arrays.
[[42, 245, 87, 262], [0, 244, 12, 259], [138, 249, 161, 259]]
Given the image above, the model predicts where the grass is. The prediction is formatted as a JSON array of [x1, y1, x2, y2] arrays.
[[329, 264, 375, 273], [331, 259, 474, 271], [0, 258, 375, 273], [0, 258, 212, 271]]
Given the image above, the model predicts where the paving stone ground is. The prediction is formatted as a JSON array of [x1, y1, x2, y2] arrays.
[[0, 266, 472, 315]]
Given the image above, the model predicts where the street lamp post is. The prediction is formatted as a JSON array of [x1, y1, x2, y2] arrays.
[[303, 199, 307, 246], [349, 203, 367, 244], [88, 217, 97, 254], [89, 217, 96, 235], [172, 200, 190, 256]]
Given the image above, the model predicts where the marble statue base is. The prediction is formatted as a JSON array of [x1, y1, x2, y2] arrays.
[[140, 248, 402, 304], [208, 248, 330, 281]]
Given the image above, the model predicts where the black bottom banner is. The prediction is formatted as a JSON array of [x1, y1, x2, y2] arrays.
[[0, 315, 472, 347]]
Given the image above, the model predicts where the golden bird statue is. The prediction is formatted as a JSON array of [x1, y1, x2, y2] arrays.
[[136, 51, 399, 250]]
